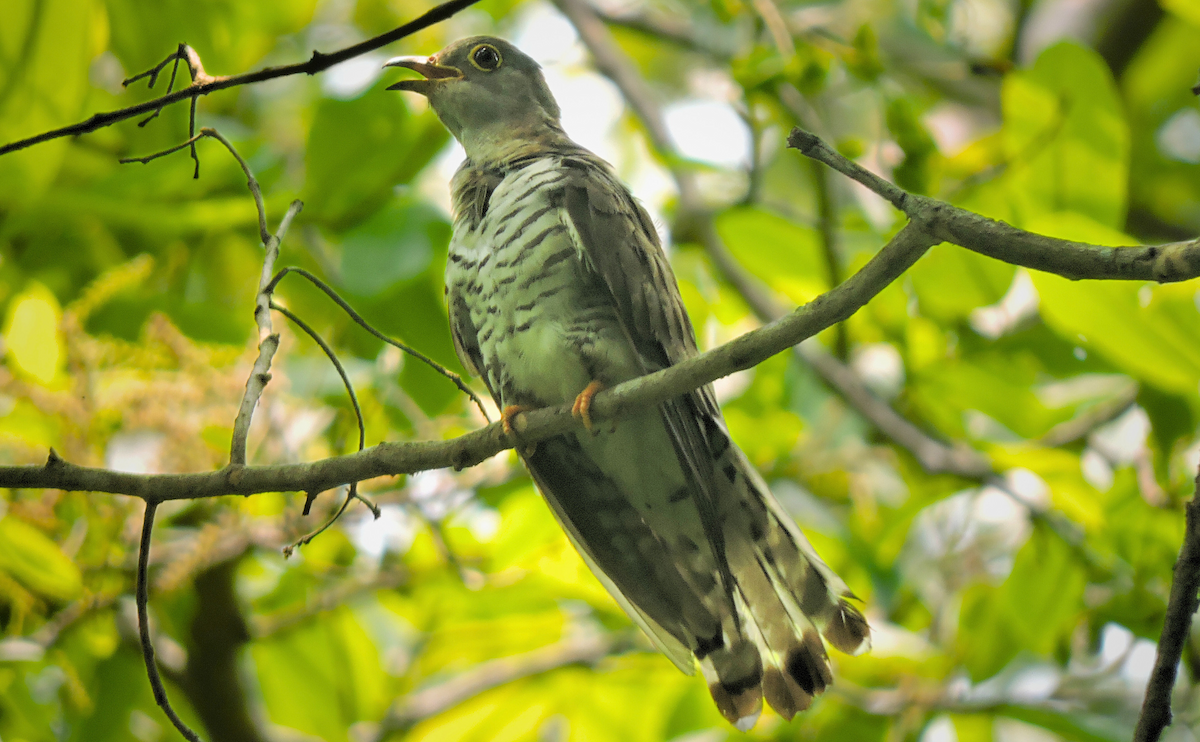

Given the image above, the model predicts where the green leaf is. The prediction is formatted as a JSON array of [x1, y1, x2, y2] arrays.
[[304, 91, 448, 226], [0, 516, 82, 602], [1028, 214, 1200, 396], [909, 244, 1014, 322], [339, 199, 443, 298], [715, 206, 826, 303], [958, 528, 1085, 680], [1000, 42, 1128, 227], [3, 281, 63, 385]]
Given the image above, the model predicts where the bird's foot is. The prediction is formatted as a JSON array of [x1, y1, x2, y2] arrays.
[[501, 405, 537, 456], [571, 380, 605, 433]]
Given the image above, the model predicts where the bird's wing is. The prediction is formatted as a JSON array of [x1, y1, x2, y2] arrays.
[[551, 155, 869, 725]]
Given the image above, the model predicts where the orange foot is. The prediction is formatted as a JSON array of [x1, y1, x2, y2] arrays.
[[501, 405, 530, 437], [501, 405, 538, 456], [571, 380, 606, 432]]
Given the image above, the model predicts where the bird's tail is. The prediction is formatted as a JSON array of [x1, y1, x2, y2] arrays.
[[699, 422, 870, 726]]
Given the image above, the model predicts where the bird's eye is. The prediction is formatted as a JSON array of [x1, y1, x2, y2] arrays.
[[470, 44, 502, 71]]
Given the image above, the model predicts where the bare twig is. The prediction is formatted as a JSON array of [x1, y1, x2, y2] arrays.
[[121, 127, 270, 243], [271, 299, 379, 552], [266, 266, 490, 422], [136, 501, 204, 742], [0, 0, 485, 156], [788, 128, 1200, 283], [230, 200, 304, 466], [1133, 470, 1200, 742], [2, 226, 936, 502], [377, 632, 617, 736]]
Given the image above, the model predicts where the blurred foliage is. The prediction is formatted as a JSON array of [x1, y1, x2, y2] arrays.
[[1, 0, 1199, 741]]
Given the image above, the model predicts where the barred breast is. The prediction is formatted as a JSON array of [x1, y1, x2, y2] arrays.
[[445, 155, 641, 410]]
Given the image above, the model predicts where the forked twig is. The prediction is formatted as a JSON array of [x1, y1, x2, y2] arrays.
[[0, 0, 486, 157], [271, 300, 380, 541], [121, 127, 270, 242]]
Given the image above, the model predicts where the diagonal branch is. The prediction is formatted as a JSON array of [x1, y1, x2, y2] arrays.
[[0, 0, 485, 156], [229, 199, 304, 466], [0, 223, 937, 502]]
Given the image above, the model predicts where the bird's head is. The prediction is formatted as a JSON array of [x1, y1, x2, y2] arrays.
[[384, 37, 565, 165]]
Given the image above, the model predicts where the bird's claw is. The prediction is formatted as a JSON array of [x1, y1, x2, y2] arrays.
[[571, 380, 605, 433], [501, 405, 537, 456]]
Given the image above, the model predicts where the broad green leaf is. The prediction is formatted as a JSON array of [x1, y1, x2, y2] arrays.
[[909, 244, 1014, 321], [339, 199, 444, 298], [715, 206, 827, 304], [0, 516, 82, 602], [3, 281, 63, 384], [1161, 0, 1200, 27], [0, 0, 94, 200], [1001, 42, 1128, 227], [1028, 214, 1200, 396], [304, 91, 448, 226], [958, 528, 1085, 680]]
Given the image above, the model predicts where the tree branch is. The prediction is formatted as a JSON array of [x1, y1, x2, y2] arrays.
[[0, 223, 935, 501], [787, 128, 1200, 283], [0, 0, 486, 156], [376, 632, 618, 737], [1133, 469, 1200, 742]]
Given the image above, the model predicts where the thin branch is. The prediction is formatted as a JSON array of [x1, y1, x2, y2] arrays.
[[230, 200, 304, 466], [283, 486, 357, 558], [1038, 384, 1140, 448], [266, 266, 490, 422], [1, 226, 936, 502], [271, 299, 379, 550], [0, 0, 486, 156], [136, 501, 204, 742], [787, 128, 1200, 283], [121, 127, 270, 243], [377, 632, 617, 736], [1133, 469, 1200, 742]]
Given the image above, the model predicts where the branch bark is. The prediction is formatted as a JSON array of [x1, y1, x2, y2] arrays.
[[0, 223, 936, 502]]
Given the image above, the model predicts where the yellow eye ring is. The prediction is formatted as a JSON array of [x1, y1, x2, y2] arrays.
[[469, 44, 502, 72]]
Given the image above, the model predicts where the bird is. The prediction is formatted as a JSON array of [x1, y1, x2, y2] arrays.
[[384, 36, 869, 729]]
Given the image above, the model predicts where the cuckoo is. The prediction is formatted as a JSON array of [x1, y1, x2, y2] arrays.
[[385, 37, 869, 728]]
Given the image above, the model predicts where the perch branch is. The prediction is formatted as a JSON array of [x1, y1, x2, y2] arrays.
[[0, 223, 936, 501]]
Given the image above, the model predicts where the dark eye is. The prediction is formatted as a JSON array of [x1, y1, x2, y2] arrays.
[[471, 44, 501, 71]]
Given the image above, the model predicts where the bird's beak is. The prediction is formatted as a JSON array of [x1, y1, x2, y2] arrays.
[[383, 56, 462, 95]]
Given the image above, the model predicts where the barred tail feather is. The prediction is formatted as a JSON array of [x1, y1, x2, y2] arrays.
[[703, 422, 871, 721]]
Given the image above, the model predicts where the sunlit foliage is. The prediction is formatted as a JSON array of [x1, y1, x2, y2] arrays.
[[1, 0, 1199, 740]]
